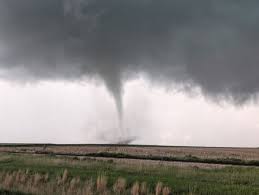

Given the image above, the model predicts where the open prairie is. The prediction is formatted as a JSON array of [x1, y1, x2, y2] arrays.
[[1, 145, 259, 194], [1, 144, 259, 165]]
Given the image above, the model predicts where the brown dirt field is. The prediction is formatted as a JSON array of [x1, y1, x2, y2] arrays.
[[0, 145, 259, 161], [86, 156, 228, 169]]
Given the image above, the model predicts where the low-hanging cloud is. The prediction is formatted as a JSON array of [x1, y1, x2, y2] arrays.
[[0, 0, 259, 118]]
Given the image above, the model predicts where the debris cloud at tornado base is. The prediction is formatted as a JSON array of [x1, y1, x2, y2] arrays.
[[0, 0, 259, 134]]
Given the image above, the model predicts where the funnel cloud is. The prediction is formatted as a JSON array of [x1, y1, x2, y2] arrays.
[[0, 0, 259, 120]]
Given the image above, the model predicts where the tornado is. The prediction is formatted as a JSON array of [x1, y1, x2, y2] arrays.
[[0, 0, 259, 137]]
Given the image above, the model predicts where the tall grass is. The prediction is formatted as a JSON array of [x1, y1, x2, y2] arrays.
[[1, 153, 259, 194], [96, 175, 107, 192], [131, 181, 140, 195], [155, 182, 163, 195], [113, 177, 126, 194], [0, 170, 172, 195]]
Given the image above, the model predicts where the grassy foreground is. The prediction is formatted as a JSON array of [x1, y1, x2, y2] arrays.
[[0, 153, 259, 194]]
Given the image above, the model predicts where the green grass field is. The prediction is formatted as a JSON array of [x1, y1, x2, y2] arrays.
[[0, 153, 259, 194]]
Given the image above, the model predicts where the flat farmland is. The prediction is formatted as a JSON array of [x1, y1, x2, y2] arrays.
[[0, 144, 259, 166], [1, 145, 259, 194]]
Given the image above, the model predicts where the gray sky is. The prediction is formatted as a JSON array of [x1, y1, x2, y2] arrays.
[[0, 0, 259, 146], [0, 78, 258, 146]]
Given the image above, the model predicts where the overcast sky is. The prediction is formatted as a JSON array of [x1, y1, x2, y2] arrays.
[[0, 78, 258, 147], [0, 0, 259, 146]]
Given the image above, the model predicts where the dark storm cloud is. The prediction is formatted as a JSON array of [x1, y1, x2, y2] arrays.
[[1, 0, 259, 110]]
